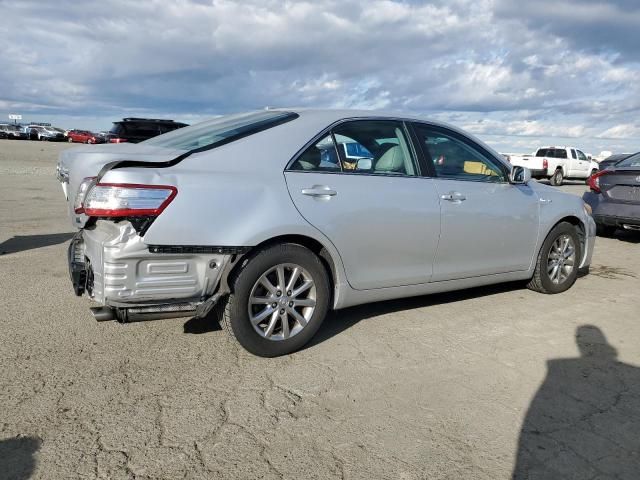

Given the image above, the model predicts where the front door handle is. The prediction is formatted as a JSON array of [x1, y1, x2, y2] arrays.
[[301, 185, 337, 197], [440, 191, 466, 202]]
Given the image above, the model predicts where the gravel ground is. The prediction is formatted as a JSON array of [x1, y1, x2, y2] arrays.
[[1, 139, 639, 479]]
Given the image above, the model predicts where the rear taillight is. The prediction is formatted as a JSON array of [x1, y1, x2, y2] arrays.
[[82, 183, 177, 217], [543, 158, 548, 169], [588, 170, 609, 193], [74, 177, 97, 213]]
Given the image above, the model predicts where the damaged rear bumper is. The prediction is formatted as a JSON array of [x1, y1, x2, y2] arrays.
[[68, 220, 240, 321]]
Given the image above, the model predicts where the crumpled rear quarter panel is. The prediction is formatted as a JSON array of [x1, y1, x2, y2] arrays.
[[83, 220, 227, 306]]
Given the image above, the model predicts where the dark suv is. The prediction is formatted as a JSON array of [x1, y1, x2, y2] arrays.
[[108, 118, 188, 143]]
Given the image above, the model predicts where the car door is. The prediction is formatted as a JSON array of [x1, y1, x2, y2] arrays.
[[285, 120, 441, 290], [411, 123, 540, 282], [575, 150, 590, 177]]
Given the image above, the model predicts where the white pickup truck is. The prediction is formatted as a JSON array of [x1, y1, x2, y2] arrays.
[[510, 147, 599, 186]]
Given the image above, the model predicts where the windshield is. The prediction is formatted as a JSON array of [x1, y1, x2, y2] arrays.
[[142, 111, 298, 151], [616, 152, 640, 168]]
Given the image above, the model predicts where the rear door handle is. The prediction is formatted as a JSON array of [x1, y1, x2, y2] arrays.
[[440, 191, 466, 202], [301, 185, 337, 197]]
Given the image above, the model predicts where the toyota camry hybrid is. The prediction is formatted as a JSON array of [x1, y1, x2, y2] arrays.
[[57, 109, 596, 357]]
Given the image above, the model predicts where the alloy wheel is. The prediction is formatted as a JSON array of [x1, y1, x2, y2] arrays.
[[248, 263, 317, 341], [547, 234, 576, 284]]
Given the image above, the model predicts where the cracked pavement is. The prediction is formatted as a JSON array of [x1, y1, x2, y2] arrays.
[[1, 141, 639, 479]]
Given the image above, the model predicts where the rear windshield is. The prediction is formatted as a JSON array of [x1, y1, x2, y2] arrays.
[[536, 148, 566, 158], [616, 153, 640, 168], [142, 111, 298, 151]]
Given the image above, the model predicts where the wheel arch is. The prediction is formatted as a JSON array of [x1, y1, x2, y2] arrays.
[[227, 234, 341, 308], [543, 215, 587, 263]]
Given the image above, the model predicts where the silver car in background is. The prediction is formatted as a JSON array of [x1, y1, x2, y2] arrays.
[[57, 109, 596, 356]]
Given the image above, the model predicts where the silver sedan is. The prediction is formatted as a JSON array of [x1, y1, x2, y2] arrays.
[[57, 109, 596, 356]]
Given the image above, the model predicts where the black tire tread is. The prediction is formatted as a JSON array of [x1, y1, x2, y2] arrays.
[[527, 222, 580, 294], [218, 243, 330, 356]]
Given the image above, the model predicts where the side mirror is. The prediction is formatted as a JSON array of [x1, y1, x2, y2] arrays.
[[356, 158, 372, 171], [509, 165, 531, 184]]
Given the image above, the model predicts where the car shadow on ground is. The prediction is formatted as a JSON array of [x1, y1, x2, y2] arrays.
[[0, 233, 74, 255], [182, 282, 525, 338], [183, 314, 222, 334], [0, 436, 41, 479], [306, 281, 524, 349], [512, 325, 640, 479], [604, 229, 640, 244]]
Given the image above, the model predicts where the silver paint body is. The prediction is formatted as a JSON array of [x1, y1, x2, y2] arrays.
[[58, 109, 596, 311]]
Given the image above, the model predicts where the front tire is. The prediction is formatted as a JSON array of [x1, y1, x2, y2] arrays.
[[220, 243, 330, 357], [527, 222, 581, 294], [549, 169, 564, 186]]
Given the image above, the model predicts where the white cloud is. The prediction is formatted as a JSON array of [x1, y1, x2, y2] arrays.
[[598, 124, 640, 139], [0, 0, 639, 153]]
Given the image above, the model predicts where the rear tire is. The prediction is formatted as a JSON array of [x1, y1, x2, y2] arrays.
[[527, 222, 581, 294], [549, 169, 564, 186], [220, 243, 330, 357]]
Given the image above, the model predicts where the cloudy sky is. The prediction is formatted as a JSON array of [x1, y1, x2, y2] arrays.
[[2, 0, 639, 155]]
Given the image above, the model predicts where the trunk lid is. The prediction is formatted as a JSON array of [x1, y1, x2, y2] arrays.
[[600, 168, 640, 205], [57, 143, 185, 228]]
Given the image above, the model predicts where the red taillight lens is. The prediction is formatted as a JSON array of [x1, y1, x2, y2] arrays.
[[74, 177, 97, 213], [82, 183, 177, 217], [588, 170, 608, 193], [543, 158, 548, 169]]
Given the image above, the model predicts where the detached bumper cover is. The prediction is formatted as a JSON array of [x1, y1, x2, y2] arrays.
[[68, 220, 231, 308]]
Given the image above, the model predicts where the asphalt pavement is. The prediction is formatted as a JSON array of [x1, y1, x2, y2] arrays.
[[1, 140, 639, 479]]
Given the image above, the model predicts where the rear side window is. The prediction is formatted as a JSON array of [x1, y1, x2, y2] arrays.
[[571, 149, 577, 159], [289, 120, 418, 176], [143, 111, 298, 151], [289, 135, 341, 172]]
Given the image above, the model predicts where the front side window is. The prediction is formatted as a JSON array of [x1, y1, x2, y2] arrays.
[[332, 120, 417, 175], [412, 124, 507, 182], [577, 150, 587, 161]]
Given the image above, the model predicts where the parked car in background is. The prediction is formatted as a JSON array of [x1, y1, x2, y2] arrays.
[[28, 125, 66, 141], [584, 152, 640, 236], [0, 124, 28, 139], [598, 153, 632, 171], [108, 117, 188, 143], [510, 146, 599, 186], [67, 130, 104, 144], [57, 109, 595, 357]]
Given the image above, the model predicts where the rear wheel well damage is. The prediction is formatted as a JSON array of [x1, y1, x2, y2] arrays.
[[226, 235, 338, 306]]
